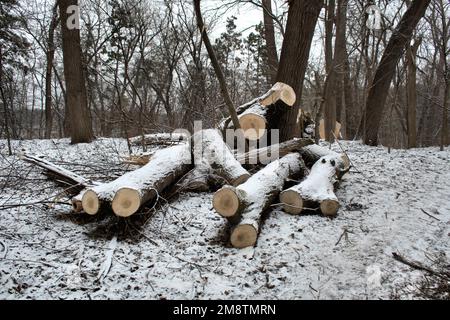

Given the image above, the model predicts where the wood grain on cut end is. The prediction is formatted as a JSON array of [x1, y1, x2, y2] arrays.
[[112, 187, 148, 217], [81, 190, 100, 215], [239, 114, 266, 140], [320, 200, 340, 217], [280, 189, 303, 215], [213, 187, 240, 218], [230, 224, 258, 248]]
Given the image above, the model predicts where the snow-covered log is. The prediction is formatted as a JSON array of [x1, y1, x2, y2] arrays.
[[213, 153, 305, 248], [219, 82, 296, 140], [129, 132, 188, 146], [192, 129, 250, 186], [82, 144, 192, 216], [300, 144, 350, 174], [235, 138, 314, 164], [280, 155, 341, 216]]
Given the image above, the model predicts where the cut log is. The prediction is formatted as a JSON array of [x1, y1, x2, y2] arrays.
[[128, 132, 188, 146], [300, 144, 350, 173], [235, 138, 314, 164], [280, 155, 341, 216], [175, 167, 226, 192], [192, 129, 250, 186], [213, 153, 306, 248], [82, 144, 192, 216], [219, 82, 296, 140], [238, 104, 267, 141]]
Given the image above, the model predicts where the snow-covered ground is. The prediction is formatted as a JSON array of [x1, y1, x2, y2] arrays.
[[0, 138, 449, 299]]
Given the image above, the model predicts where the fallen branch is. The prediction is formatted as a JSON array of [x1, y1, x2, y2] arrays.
[[392, 252, 450, 280]]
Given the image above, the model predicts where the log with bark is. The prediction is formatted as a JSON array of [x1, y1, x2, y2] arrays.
[[82, 144, 192, 217], [213, 153, 306, 248], [220, 82, 296, 141], [280, 154, 343, 217], [235, 138, 314, 164], [128, 132, 188, 146]]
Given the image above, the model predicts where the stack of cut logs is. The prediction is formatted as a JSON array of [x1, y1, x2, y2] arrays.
[[22, 82, 350, 249]]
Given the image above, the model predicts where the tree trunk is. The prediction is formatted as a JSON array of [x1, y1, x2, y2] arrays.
[[324, 0, 335, 74], [271, 0, 323, 142], [406, 38, 422, 149], [0, 47, 12, 156], [442, 70, 450, 151], [58, 0, 94, 144], [45, 3, 58, 139], [262, 0, 278, 84], [364, 0, 431, 146]]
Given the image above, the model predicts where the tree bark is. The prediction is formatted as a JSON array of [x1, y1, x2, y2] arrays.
[[58, 0, 94, 144], [406, 38, 422, 149], [271, 0, 323, 142], [45, 3, 58, 139], [262, 0, 278, 84], [364, 0, 431, 146]]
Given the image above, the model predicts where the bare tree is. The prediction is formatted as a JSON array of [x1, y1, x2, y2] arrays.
[[271, 0, 323, 142], [364, 0, 431, 146], [58, 0, 94, 143]]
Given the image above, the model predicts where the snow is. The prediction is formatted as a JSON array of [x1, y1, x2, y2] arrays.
[[0, 138, 449, 299], [292, 155, 338, 202]]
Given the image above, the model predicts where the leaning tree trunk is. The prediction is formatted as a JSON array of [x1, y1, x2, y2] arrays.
[[270, 0, 323, 142], [364, 0, 431, 146], [213, 153, 306, 248], [58, 0, 94, 144]]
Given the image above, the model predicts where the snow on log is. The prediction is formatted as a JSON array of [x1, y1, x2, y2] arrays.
[[129, 132, 188, 146], [192, 129, 250, 186], [300, 144, 350, 174], [280, 155, 341, 216], [219, 82, 296, 140], [213, 153, 305, 248], [82, 144, 192, 216], [235, 138, 314, 164]]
